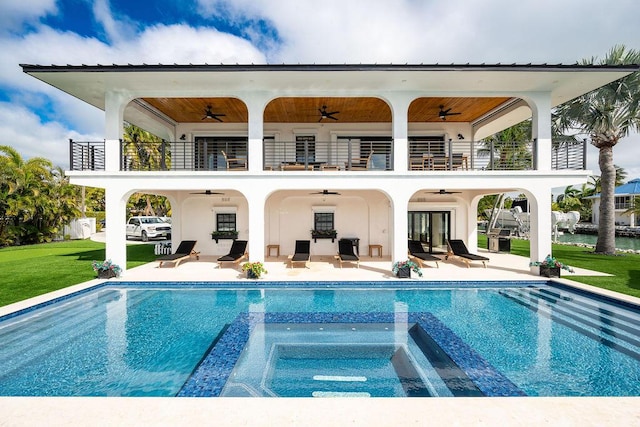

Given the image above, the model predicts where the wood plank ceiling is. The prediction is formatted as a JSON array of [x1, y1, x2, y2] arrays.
[[142, 96, 513, 123]]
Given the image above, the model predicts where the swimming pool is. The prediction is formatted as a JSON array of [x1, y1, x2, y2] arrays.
[[1, 281, 639, 397]]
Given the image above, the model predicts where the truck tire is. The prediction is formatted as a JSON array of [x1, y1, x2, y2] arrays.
[[141, 231, 148, 242]]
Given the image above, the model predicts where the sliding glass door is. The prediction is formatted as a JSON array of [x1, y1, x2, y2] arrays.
[[408, 211, 450, 253]]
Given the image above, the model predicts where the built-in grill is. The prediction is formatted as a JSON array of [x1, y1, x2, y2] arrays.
[[487, 228, 511, 253]]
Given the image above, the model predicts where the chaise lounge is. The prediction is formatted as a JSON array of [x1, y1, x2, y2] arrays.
[[289, 240, 311, 268], [217, 240, 248, 268], [446, 239, 489, 268], [157, 240, 199, 267], [336, 238, 360, 268], [408, 240, 440, 268]]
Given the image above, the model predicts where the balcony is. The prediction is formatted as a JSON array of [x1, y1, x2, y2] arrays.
[[68, 138, 585, 172], [263, 138, 393, 171]]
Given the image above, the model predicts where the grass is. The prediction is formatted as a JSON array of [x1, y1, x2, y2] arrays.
[[0, 240, 155, 307], [1, 237, 639, 308], [478, 234, 640, 299]]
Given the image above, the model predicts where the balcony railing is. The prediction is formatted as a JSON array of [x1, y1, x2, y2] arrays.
[[69, 138, 585, 172], [263, 138, 393, 171], [70, 140, 105, 171]]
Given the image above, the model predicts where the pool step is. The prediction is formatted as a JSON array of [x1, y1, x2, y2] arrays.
[[499, 288, 640, 362]]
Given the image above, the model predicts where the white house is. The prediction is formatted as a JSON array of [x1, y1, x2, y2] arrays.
[[21, 63, 638, 273], [590, 178, 640, 226]]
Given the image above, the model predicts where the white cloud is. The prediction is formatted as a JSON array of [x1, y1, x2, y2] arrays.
[[0, 102, 101, 168], [0, 0, 57, 31]]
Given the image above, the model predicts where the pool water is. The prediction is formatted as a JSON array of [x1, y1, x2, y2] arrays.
[[1, 282, 639, 397]]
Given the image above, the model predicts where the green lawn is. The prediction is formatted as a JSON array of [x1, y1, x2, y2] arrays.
[[478, 234, 640, 299], [0, 240, 155, 307], [1, 237, 639, 308]]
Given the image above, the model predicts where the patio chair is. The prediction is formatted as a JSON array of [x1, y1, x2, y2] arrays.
[[445, 239, 489, 268], [347, 151, 373, 171], [217, 240, 248, 268], [407, 240, 440, 268], [157, 240, 199, 267], [289, 240, 311, 268], [221, 150, 247, 170], [336, 238, 360, 268]]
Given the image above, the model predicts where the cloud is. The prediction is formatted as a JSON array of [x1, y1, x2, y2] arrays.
[[0, 101, 101, 168], [0, 0, 57, 31]]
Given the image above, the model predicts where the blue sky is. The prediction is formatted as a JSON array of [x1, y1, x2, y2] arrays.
[[1, 0, 639, 180]]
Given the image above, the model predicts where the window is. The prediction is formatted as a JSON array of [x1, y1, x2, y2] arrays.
[[314, 212, 334, 231], [216, 213, 237, 231], [194, 136, 247, 170], [296, 135, 315, 163], [615, 196, 631, 210]]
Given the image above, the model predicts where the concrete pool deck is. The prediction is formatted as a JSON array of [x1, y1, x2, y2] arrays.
[[1, 248, 639, 426]]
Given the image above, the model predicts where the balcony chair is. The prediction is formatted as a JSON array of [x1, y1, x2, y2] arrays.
[[217, 239, 248, 268], [430, 153, 449, 170], [347, 151, 374, 171], [221, 150, 247, 170], [289, 240, 311, 268], [336, 238, 360, 268], [407, 240, 440, 268], [409, 157, 425, 170], [157, 240, 199, 268], [451, 153, 466, 170], [445, 239, 489, 268]]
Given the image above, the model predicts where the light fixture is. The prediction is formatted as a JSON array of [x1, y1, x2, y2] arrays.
[[179, 134, 186, 140], [457, 133, 464, 140]]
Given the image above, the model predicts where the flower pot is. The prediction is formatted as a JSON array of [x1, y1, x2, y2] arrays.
[[540, 266, 560, 278], [396, 265, 411, 278], [247, 270, 259, 279], [97, 269, 117, 279]]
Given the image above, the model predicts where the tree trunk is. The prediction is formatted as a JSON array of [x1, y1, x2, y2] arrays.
[[595, 145, 616, 254]]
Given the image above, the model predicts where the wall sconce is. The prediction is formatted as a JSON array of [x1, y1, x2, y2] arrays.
[[457, 133, 464, 140], [179, 134, 186, 140]]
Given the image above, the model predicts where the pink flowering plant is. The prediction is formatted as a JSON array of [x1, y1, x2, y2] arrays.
[[92, 259, 122, 277], [529, 254, 574, 273]]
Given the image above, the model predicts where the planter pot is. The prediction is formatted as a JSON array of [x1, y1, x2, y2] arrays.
[[396, 266, 411, 278], [97, 270, 117, 279], [540, 266, 560, 278], [247, 270, 259, 279]]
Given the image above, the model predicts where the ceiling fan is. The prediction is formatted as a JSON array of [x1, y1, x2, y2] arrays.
[[428, 189, 462, 195], [438, 105, 461, 120], [310, 189, 341, 195], [318, 105, 339, 122], [202, 105, 226, 122], [190, 190, 224, 195]]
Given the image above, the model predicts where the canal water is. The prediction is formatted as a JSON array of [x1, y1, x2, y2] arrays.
[[556, 233, 640, 251]]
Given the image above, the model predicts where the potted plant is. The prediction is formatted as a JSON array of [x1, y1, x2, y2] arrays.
[[392, 259, 422, 278], [311, 229, 337, 242], [529, 254, 574, 277], [242, 261, 268, 279], [92, 259, 121, 279], [211, 230, 239, 243]]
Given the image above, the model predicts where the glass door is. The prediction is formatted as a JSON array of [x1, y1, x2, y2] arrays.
[[408, 211, 450, 253]]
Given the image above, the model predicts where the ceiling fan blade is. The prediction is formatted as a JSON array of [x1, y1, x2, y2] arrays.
[[327, 111, 339, 115], [190, 190, 224, 195], [327, 115, 338, 121], [213, 115, 223, 122]]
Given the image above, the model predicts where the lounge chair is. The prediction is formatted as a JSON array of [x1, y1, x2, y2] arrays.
[[346, 151, 373, 171], [221, 150, 247, 170], [289, 240, 310, 268], [157, 240, 199, 267], [217, 240, 248, 268], [446, 239, 489, 268], [408, 240, 440, 268], [336, 238, 359, 268]]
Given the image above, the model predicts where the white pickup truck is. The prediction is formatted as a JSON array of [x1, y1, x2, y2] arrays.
[[126, 216, 171, 241]]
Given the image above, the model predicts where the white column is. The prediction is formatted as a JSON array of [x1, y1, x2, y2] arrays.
[[104, 91, 129, 172], [105, 187, 128, 273], [468, 196, 481, 251], [388, 95, 411, 172], [245, 95, 267, 172], [528, 188, 552, 265], [528, 93, 553, 171], [245, 189, 266, 261], [391, 190, 411, 264]]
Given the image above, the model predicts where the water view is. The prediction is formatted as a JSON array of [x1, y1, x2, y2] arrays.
[[556, 233, 640, 251]]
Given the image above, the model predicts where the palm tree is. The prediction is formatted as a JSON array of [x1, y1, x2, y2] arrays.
[[479, 120, 533, 170], [554, 45, 640, 254]]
